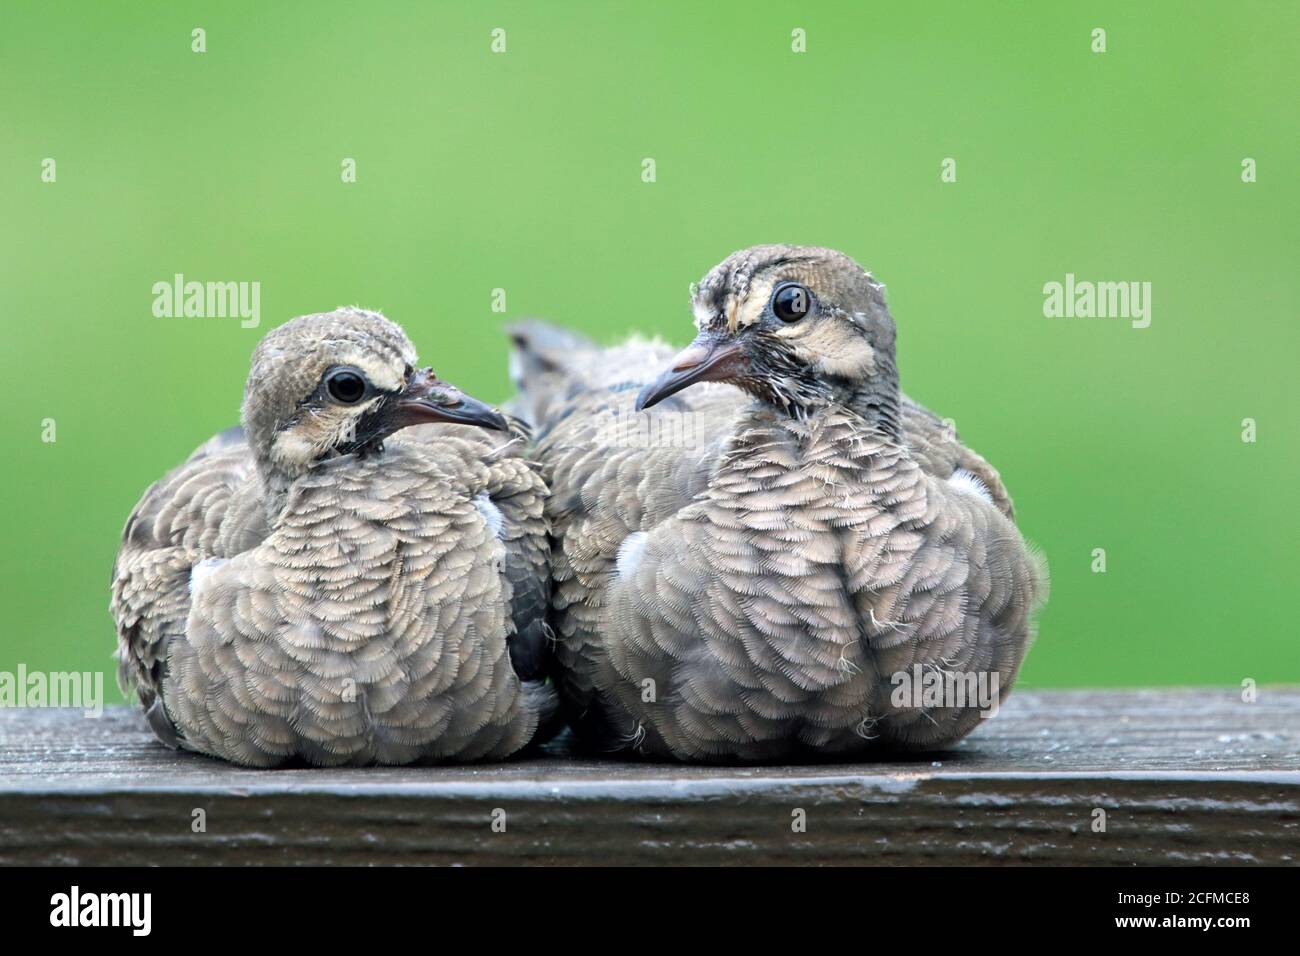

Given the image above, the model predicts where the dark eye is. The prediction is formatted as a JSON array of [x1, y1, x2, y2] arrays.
[[772, 282, 811, 322], [326, 370, 367, 404]]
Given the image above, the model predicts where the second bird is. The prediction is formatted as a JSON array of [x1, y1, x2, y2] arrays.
[[512, 245, 1047, 761]]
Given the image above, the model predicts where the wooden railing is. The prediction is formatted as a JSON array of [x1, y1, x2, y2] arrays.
[[1, 689, 1296, 865]]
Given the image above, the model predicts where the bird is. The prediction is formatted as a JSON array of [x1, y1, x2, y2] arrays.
[[510, 245, 1047, 761], [110, 307, 555, 767]]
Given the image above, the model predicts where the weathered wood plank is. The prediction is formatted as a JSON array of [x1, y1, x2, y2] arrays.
[[1, 689, 1297, 865]]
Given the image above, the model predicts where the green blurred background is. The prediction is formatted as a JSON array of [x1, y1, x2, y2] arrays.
[[2, 1, 1296, 702]]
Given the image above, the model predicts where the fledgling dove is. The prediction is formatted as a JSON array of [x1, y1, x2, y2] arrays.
[[511, 245, 1047, 761], [111, 308, 555, 767]]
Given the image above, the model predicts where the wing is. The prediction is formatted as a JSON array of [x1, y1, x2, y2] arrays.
[[899, 393, 1015, 519], [532, 377, 739, 745], [844, 471, 1046, 749], [109, 427, 264, 746], [403, 419, 554, 683], [482, 450, 552, 682]]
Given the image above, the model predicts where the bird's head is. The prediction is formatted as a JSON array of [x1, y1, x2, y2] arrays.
[[636, 245, 901, 432], [241, 307, 507, 481]]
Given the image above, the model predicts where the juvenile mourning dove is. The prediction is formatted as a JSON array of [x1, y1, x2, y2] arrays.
[[512, 246, 1047, 761], [111, 308, 554, 767]]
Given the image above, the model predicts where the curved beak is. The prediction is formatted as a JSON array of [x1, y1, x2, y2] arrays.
[[392, 368, 509, 432], [635, 336, 748, 411]]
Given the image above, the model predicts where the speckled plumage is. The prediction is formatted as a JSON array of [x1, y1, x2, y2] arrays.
[[513, 246, 1046, 761], [111, 308, 553, 767]]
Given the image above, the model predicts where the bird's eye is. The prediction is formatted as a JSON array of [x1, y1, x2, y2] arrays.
[[326, 370, 367, 404], [772, 282, 811, 322]]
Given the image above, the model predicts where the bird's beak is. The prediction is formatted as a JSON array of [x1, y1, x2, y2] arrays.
[[635, 336, 748, 411], [392, 368, 510, 432]]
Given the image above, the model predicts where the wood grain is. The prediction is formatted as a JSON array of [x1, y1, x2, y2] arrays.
[[1, 689, 1296, 865]]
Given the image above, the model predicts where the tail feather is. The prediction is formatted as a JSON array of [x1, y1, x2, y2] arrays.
[[504, 319, 599, 426], [506, 319, 597, 390], [504, 318, 679, 430]]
